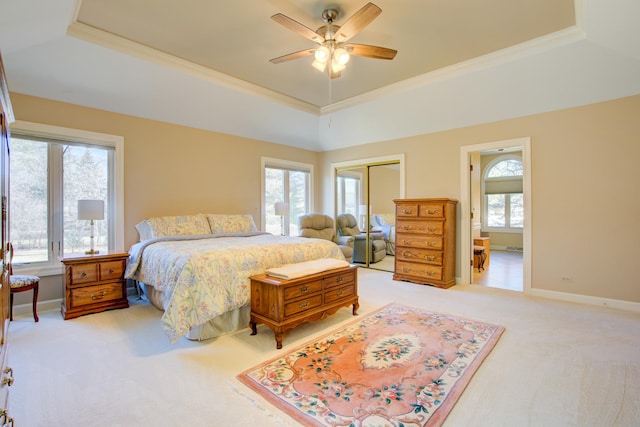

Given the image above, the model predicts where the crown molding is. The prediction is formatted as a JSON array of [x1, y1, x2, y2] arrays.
[[321, 24, 587, 115], [66, 21, 321, 115]]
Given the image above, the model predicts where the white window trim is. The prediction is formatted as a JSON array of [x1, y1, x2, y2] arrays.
[[261, 157, 314, 231], [10, 121, 125, 276]]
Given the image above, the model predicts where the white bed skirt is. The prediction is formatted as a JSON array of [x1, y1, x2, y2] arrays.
[[140, 282, 251, 341]]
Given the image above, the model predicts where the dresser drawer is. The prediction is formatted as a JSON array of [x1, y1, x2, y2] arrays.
[[324, 271, 355, 289], [283, 279, 322, 301], [325, 284, 355, 304], [284, 294, 323, 317], [69, 263, 99, 285], [396, 261, 442, 281], [396, 203, 419, 218], [396, 248, 443, 266], [70, 282, 125, 307], [418, 202, 445, 218], [396, 220, 443, 235], [100, 260, 125, 281], [397, 234, 443, 250]]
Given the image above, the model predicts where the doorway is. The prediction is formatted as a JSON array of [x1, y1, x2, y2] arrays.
[[460, 138, 531, 292]]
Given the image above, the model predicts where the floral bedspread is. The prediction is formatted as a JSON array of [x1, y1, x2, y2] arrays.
[[125, 233, 345, 343]]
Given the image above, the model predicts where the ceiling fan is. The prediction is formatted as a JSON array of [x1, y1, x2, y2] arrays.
[[270, 2, 397, 79]]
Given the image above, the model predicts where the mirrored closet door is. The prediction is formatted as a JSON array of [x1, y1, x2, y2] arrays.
[[335, 161, 401, 272]]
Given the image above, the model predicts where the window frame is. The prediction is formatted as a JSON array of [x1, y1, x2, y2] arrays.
[[261, 157, 313, 236], [482, 155, 523, 233], [10, 121, 124, 276]]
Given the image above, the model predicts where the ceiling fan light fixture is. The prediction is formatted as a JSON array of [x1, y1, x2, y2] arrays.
[[312, 59, 327, 72], [330, 59, 346, 74], [314, 46, 330, 63], [334, 47, 350, 65]]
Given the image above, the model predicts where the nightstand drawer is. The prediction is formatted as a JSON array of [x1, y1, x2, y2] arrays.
[[70, 263, 99, 285], [100, 260, 125, 281], [284, 294, 323, 317], [70, 282, 125, 307], [283, 279, 322, 301]]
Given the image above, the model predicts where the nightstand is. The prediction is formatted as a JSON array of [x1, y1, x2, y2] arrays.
[[59, 252, 129, 320]]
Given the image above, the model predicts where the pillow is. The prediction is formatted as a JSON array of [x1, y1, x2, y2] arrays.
[[207, 214, 257, 234], [135, 214, 211, 240], [374, 214, 395, 226]]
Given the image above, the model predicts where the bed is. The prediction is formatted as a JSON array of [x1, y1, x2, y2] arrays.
[[371, 213, 396, 255], [124, 213, 345, 343]]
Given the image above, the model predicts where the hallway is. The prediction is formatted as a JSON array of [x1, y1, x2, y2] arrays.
[[473, 250, 523, 291]]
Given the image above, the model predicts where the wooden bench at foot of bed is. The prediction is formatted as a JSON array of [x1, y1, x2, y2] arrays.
[[249, 264, 358, 349]]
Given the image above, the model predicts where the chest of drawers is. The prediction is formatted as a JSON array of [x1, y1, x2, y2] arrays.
[[393, 198, 457, 288], [249, 265, 358, 349], [60, 252, 130, 319]]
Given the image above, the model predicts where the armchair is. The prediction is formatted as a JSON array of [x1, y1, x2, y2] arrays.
[[298, 213, 354, 263], [336, 213, 386, 264]]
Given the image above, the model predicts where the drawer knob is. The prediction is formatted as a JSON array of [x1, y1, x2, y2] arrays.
[[401, 239, 412, 245], [401, 252, 412, 258], [336, 290, 343, 296], [402, 267, 411, 273], [108, 268, 115, 274], [299, 301, 309, 309], [337, 276, 343, 283], [402, 208, 413, 214], [2, 367, 13, 387], [300, 286, 308, 293], [80, 272, 87, 278], [91, 291, 108, 300], [402, 225, 412, 230], [425, 256, 436, 261], [427, 209, 439, 215], [0, 409, 14, 427]]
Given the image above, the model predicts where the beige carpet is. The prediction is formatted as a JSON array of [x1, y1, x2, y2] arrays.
[[8, 269, 640, 426]]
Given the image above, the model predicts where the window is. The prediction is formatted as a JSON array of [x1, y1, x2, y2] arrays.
[[483, 156, 523, 231], [262, 158, 312, 236], [9, 122, 124, 275], [336, 172, 361, 218]]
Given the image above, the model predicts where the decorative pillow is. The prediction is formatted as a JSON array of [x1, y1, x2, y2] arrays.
[[135, 214, 211, 240], [207, 214, 257, 234]]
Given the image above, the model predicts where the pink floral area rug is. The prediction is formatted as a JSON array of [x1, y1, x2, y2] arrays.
[[237, 303, 505, 426]]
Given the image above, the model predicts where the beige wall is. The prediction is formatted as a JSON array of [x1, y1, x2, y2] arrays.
[[10, 92, 640, 306], [10, 93, 320, 304], [369, 165, 400, 215], [321, 95, 640, 303]]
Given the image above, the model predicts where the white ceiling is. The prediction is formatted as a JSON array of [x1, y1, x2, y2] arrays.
[[1, 0, 639, 151]]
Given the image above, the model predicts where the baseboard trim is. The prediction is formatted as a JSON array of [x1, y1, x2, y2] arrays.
[[12, 298, 63, 318], [530, 288, 640, 313]]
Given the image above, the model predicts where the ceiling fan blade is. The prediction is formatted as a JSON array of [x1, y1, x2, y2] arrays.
[[346, 43, 397, 60], [271, 13, 324, 43], [335, 2, 382, 42], [269, 48, 315, 64]]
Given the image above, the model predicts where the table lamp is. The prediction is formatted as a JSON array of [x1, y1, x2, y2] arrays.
[[274, 202, 289, 236], [78, 199, 104, 254]]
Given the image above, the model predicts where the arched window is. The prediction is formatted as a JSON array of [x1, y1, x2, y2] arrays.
[[483, 156, 523, 231]]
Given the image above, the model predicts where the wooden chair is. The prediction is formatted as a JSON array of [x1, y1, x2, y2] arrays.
[[8, 242, 39, 322]]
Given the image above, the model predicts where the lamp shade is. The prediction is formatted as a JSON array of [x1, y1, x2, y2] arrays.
[[78, 200, 104, 220], [274, 202, 289, 216]]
